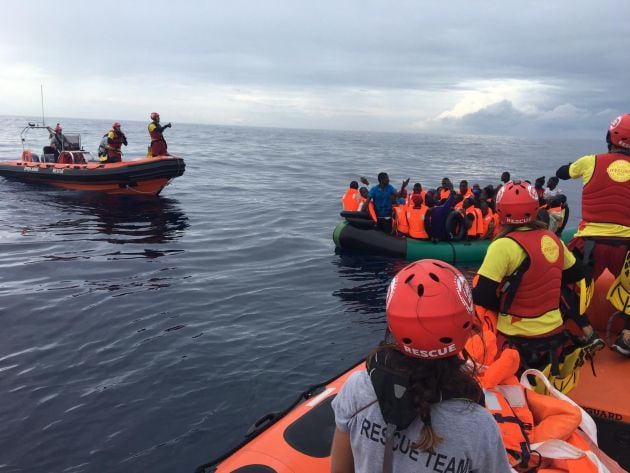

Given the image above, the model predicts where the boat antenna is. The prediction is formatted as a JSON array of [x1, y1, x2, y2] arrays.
[[41, 84, 46, 126]]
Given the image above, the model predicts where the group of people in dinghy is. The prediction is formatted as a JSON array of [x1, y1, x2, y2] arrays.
[[332, 114, 630, 473], [341, 171, 568, 242]]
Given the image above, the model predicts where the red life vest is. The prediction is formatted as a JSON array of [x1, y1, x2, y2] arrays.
[[148, 121, 165, 143], [392, 206, 409, 234], [406, 207, 428, 239], [581, 152, 630, 227], [342, 188, 360, 211], [500, 229, 564, 318], [107, 130, 124, 153]]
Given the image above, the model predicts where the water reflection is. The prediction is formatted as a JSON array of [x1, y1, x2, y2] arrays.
[[332, 252, 408, 322], [332, 252, 480, 325], [42, 193, 190, 245]]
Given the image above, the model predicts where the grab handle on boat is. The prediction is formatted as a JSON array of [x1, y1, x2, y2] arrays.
[[245, 411, 281, 437]]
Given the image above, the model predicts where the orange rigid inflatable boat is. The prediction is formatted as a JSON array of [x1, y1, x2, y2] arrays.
[[0, 124, 185, 196], [196, 362, 365, 473], [196, 273, 629, 473]]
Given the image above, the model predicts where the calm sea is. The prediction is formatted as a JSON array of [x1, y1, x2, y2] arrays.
[[0, 115, 600, 472]]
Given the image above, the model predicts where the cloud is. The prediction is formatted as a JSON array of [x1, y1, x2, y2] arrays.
[[1, 0, 629, 135]]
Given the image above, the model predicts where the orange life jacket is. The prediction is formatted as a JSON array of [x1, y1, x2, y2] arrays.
[[406, 206, 428, 239], [480, 208, 494, 238], [467, 339, 601, 473], [465, 206, 483, 237], [368, 202, 377, 222], [406, 190, 426, 207], [581, 152, 630, 227], [500, 229, 564, 318], [392, 205, 409, 234], [439, 188, 450, 201], [342, 188, 360, 211], [485, 384, 535, 469], [454, 189, 473, 209], [492, 213, 501, 237]]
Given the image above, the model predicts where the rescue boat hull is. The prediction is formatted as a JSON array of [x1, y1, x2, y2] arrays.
[[0, 156, 185, 196]]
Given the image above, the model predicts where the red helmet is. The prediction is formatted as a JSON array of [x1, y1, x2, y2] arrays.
[[385, 259, 474, 359], [495, 180, 539, 225], [150, 112, 160, 121], [608, 114, 630, 149], [112, 122, 121, 129]]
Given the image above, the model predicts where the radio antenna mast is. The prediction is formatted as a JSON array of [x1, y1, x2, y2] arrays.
[[40, 84, 46, 126]]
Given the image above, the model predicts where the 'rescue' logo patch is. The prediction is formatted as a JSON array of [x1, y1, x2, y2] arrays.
[[454, 273, 474, 314], [385, 275, 398, 311], [606, 159, 630, 183], [540, 235, 560, 263], [526, 184, 538, 201], [495, 185, 505, 204]]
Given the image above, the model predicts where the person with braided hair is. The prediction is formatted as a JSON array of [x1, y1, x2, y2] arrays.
[[331, 259, 510, 473]]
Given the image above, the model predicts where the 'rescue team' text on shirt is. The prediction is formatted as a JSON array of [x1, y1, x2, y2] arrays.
[[332, 370, 512, 473]]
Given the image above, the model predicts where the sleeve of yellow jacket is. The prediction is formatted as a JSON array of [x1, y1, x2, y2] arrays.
[[526, 390, 582, 443]]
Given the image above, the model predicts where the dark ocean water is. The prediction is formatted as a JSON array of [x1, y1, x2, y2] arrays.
[[0, 115, 600, 472]]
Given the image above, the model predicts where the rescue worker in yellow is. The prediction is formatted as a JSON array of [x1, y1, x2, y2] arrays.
[[556, 114, 630, 357], [471, 180, 601, 390], [148, 112, 171, 157], [99, 122, 127, 163]]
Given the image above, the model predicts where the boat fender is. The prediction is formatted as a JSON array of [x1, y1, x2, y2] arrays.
[[340, 210, 373, 221], [445, 210, 466, 241], [346, 217, 375, 229], [21, 149, 32, 162]]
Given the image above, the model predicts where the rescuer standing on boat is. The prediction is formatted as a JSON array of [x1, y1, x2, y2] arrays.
[[556, 114, 630, 357], [48, 123, 69, 159], [99, 122, 127, 163], [148, 112, 171, 157]]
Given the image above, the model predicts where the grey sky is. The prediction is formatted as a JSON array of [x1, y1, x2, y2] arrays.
[[1, 0, 628, 137]]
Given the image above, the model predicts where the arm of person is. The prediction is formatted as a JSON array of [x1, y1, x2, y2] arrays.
[[473, 239, 523, 310], [472, 275, 501, 311], [362, 196, 372, 213], [556, 155, 596, 183], [560, 242, 584, 285], [330, 428, 354, 473], [398, 178, 410, 195]]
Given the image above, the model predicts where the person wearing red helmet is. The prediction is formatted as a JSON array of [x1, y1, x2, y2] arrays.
[[556, 114, 630, 357], [331, 260, 511, 473], [47, 122, 69, 159], [148, 112, 171, 157], [472, 180, 602, 379], [99, 122, 128, 163]]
